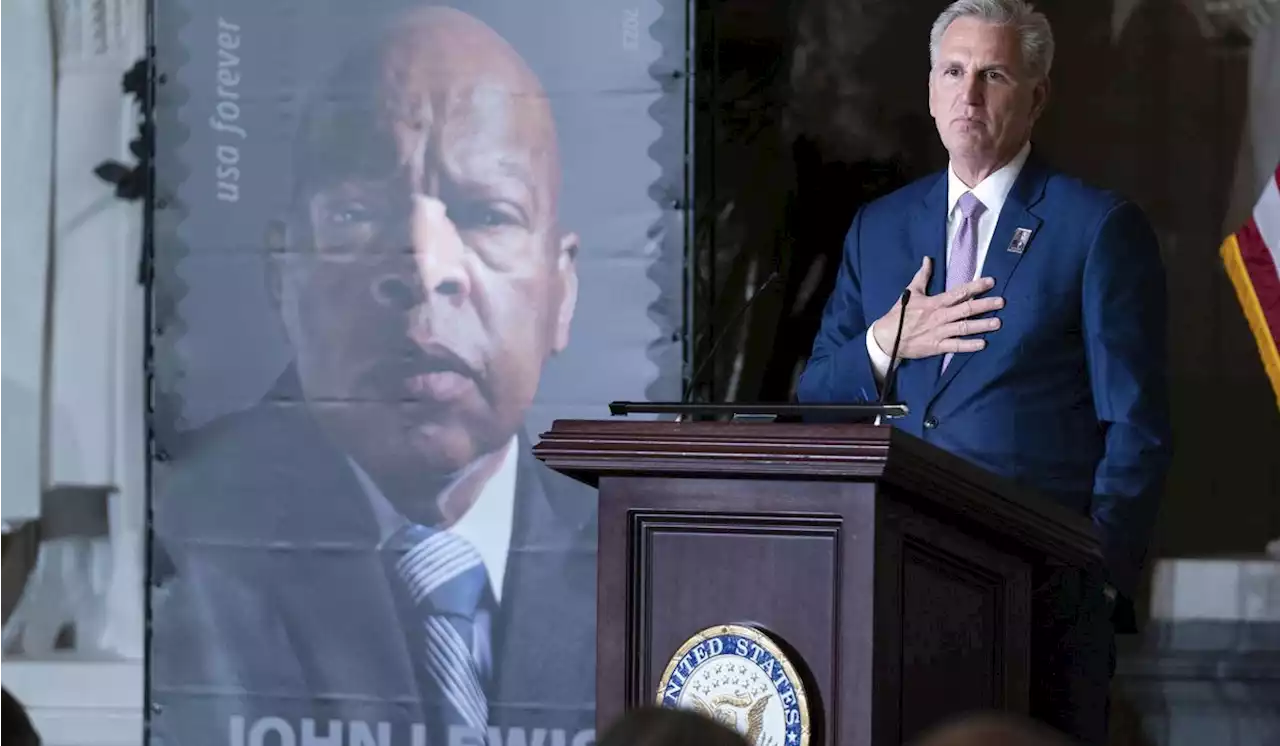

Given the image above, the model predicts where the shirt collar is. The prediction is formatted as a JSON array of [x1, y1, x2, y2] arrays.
[[946, 141, 1032, 218], [347, 435, 520, 600], [448, 436, 518, 600]]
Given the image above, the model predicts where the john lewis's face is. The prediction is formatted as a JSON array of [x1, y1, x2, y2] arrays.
[[276, 8, 578, 496]]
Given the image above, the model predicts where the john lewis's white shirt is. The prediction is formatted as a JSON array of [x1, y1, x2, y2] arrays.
[[350, 435, 519, 602]]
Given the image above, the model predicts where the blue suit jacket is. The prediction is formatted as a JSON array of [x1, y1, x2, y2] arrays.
[[797, 152, 1172, 601]]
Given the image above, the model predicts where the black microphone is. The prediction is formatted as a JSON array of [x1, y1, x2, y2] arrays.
[[877, 288, 911, 406], [681, 271, 784, 404]]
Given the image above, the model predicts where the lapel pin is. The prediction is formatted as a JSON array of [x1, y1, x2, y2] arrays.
[[1007, 227, 1033, 254]]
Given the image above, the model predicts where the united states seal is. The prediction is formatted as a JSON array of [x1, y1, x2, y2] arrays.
[[655, 624, 811, 746]]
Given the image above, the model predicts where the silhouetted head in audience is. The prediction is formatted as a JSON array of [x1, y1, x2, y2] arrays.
[[2, 689, 41, 746], [913, 712, 1077, 746], [598, 706, 753, 746]]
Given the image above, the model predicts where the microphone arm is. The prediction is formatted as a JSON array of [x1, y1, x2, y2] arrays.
[[875, 288, 911, 420]]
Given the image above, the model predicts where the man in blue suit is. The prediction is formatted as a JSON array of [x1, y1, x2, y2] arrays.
[[797, 1, 1172, 743]]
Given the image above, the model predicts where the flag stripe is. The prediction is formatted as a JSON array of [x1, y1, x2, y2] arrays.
[[1253, 170, 1280, 282], [1235, 217, 1280, 345], [1221, 232, 1280, 407]]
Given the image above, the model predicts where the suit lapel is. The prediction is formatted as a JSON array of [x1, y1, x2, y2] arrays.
[[896, 172, 949, 401], [270, 538, 430, 723], [490, 438, 597, 730], [248, 394, 428, 721], [927, 155, 1048, 404]]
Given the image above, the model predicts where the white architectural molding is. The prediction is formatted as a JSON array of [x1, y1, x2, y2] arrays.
[[2, 657, 144, 746], [4, 0, 147, 662], [1150, 556, 1280, 622], [1, 0, 57, 526]]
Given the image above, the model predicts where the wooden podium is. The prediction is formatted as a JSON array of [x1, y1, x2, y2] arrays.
[[534, 420, 1102, 746]]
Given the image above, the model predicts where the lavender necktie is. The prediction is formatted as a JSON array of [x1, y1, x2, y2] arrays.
[[942, 191, 987, 372]]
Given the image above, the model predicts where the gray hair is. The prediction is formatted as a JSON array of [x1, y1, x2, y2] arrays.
[[929, 0, 1055, 80]]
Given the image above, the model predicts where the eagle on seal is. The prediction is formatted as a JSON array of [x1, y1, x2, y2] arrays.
[[690, 692, 771, 746]]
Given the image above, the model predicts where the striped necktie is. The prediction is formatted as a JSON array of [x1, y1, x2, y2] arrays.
[[390, 524, 495, 737]]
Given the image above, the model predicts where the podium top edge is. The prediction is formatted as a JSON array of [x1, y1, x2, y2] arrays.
[[604, 401, 908, 418]]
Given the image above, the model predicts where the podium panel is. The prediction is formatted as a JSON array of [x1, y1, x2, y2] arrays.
[[600, 477, 867, 745], [879, 488, 1032, 741]]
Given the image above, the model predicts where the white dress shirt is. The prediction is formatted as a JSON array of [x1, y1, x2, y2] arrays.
[[350, 435, 520, 602], [865, 141, 1032, 381]]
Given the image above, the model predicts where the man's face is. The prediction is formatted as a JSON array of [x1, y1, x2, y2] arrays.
[[928, 17, 1047, 169], [275, 10, 578, 483]]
